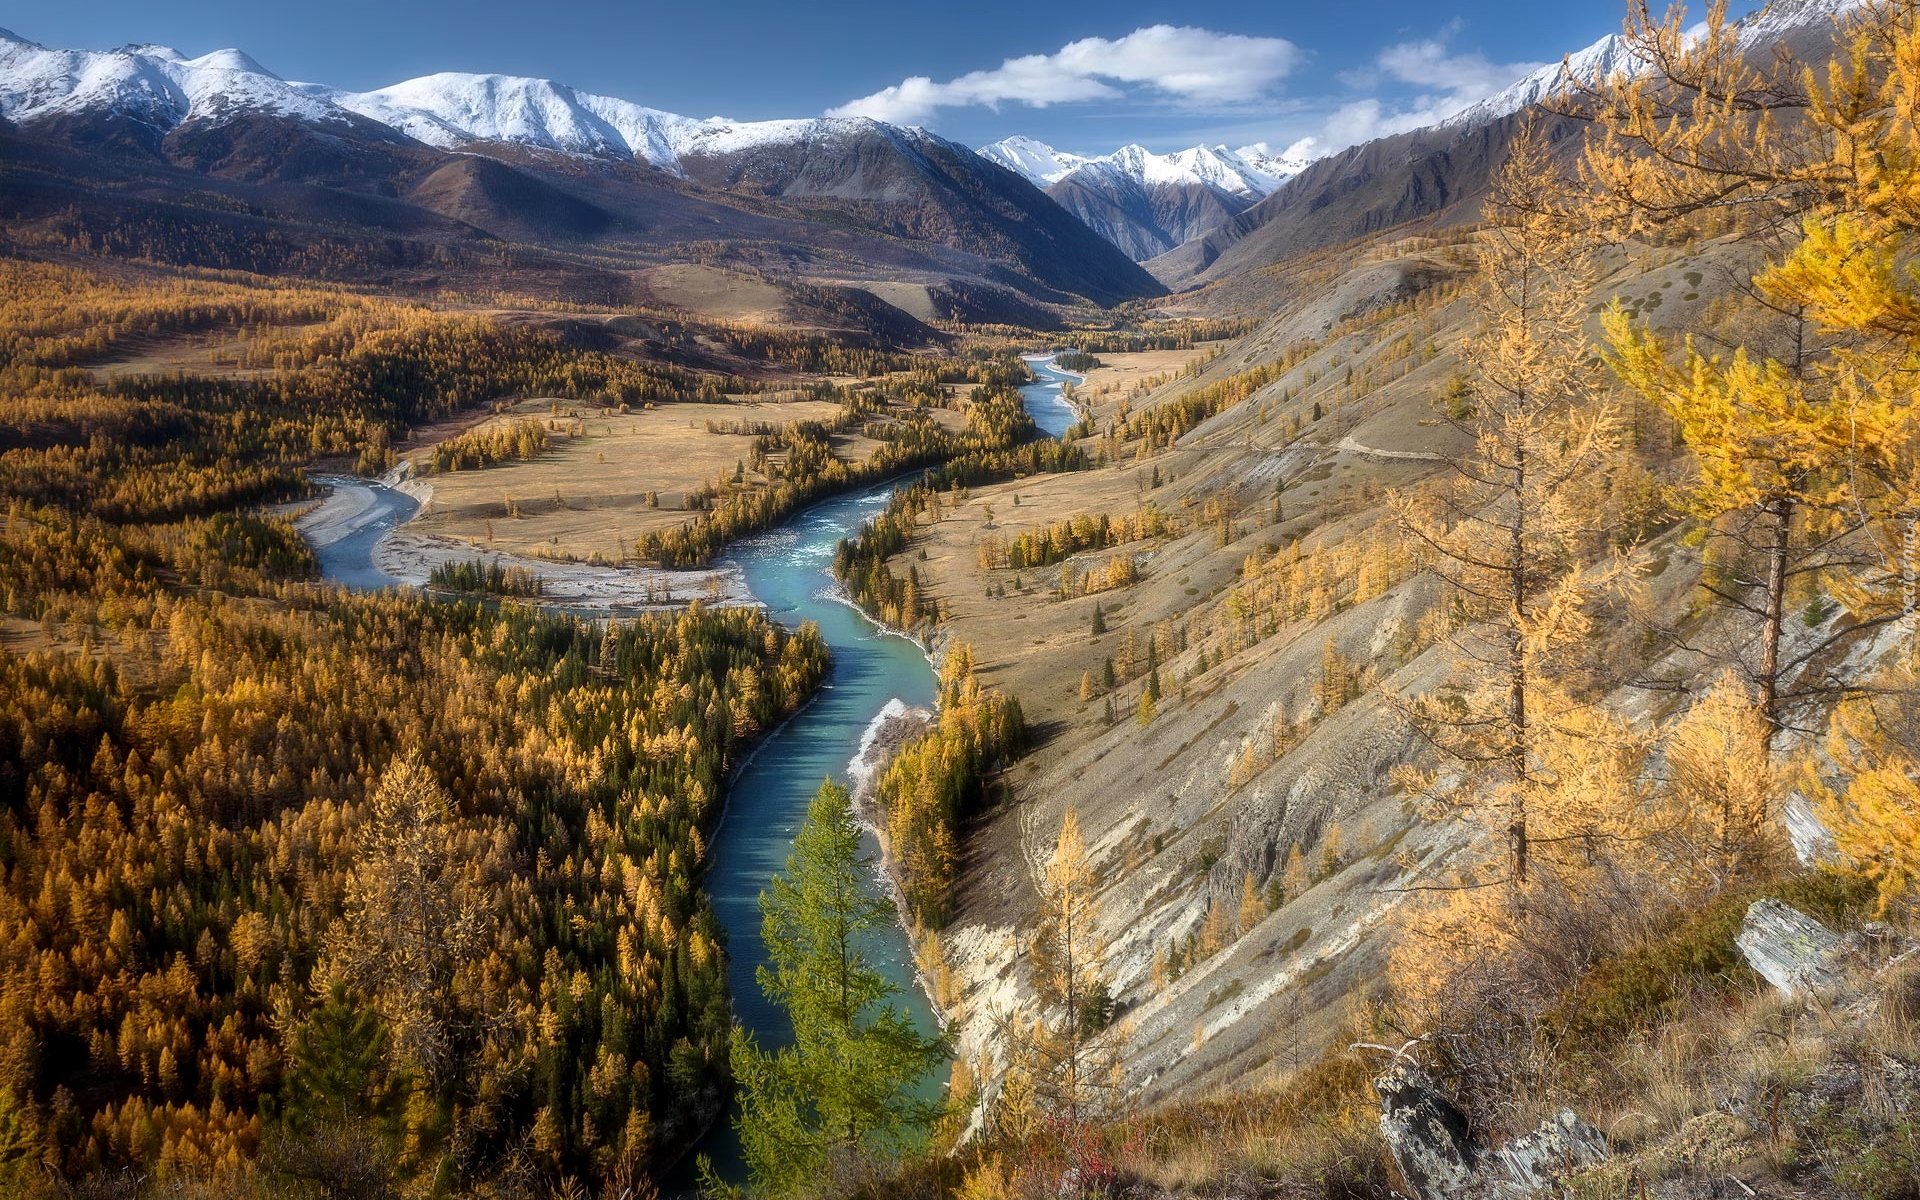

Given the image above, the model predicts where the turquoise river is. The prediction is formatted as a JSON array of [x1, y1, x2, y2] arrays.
[[309, 355, 1083, 1188]]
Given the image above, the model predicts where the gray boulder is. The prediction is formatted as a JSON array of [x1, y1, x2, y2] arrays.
[[1491, 1109, 1610, 1194], [1375, 1062, 1478, 1200], [1374, 1061, 1610, 1199], [1736, 899, 1846, 997]]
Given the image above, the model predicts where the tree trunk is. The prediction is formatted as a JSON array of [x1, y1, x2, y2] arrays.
[[1757, 495, 1793, 750], [1509, 446, 1530, 884]]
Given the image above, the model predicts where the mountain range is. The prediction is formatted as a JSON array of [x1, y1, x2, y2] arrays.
[[0, 0, 1867, 316], [0, 27, 1162, 318], [976, 136, 1317, 260]]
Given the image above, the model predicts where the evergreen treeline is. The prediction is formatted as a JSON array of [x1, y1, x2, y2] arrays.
[[876, 645, 1026, 927], [0, 259, 841, 1194], [426, 557, 544, 597]]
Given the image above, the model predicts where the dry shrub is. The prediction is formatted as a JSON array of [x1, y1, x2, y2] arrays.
[[1387, 859, 1654, 1130]]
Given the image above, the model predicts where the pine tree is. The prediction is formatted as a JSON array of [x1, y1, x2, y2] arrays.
[[1389, 125, 1622, 885], [1137, 690, 1156, 727], [1316, 822, 1345, 882], [1026, 810, 1121, 1125], [732, 780, 947, 1194], [1280, 843, 1309, 902], [1090, 601, 1107, 636]]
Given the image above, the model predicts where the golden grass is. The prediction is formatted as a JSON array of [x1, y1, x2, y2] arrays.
[[1072, 347, 1221, 421], [642, 263, 788, 323], [899, 463, 1183, 731], [406, 396, 845, 562]]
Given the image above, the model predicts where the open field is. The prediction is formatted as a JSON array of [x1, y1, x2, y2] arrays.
[[404, 392, 971, 564], [1071, 346, 1225, 419], [642, 264, 788, 323], [404, 396, 846, 562]]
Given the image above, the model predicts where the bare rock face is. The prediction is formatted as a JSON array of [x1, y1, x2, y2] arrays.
[[1782, 791, 1840, 865], [1375, 1064, 1610, 1199], [1490, 1109, 1610, 1194], [1375, 1063, 1478, 1200], [1736, 899, 1847, 996]]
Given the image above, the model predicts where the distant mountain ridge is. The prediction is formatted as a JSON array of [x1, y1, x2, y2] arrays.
[[1145, 0, 1871, 292], [0, 28, 958, 178], [975, 135, 1317, 261], [0, 27, 1163, 309], [977, 136, 1315, 197]]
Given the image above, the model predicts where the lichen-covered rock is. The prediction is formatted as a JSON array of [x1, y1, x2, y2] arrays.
[[1375, 1063, 1478, 1200], [1491, 1109, 1609, 1194], [1735, 899, 1846, 996], [1782, 791, 1838, 865]]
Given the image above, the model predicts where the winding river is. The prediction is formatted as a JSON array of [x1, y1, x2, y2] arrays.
[[1020, 353, 1084, 439], [305, 357, 1078, 1185]]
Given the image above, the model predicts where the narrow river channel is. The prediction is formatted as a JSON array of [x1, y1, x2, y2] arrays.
[[304, 356, 1078, 1187]]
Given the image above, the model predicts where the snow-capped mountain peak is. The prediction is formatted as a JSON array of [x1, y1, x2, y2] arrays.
[[975, 135, 1089, 187], [0, 29, 951, 179], [1234, 139, 1318, 183], [1448, 0, 1868, 129], [976, 135, 1317, 199]]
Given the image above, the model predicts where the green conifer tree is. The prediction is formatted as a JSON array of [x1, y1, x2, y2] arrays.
[[731, 780, 948, 1194]]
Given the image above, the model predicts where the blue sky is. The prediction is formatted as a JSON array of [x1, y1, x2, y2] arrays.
[[4, 1, 1770, 155]]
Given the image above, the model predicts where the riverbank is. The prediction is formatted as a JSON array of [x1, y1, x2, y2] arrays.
[[295, 470, 754, 608], [1018, 354, 1087, 436]]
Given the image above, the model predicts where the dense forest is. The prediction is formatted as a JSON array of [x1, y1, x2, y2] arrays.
[[0, 257, 843, 1195], [12, 1, 1920, 1197]]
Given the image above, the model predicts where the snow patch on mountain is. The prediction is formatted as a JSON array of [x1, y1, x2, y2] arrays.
[[977, 135, 1090, 186], [977, 136, 1318, 198], [1446, 0, 1869, 129]]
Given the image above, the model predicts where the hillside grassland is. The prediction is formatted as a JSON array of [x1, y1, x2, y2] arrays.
[[809, 10, 1920, 1200], [407, 398, 853, 561]]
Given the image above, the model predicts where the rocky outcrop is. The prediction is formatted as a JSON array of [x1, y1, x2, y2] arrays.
[[1374, 1059, 1609, 1200], [1736, 899, 1848, 996], [1782, 791, 1840, 864], [1490, 1110, 1610, 1194], [1376, 1062, 1478, 1200]]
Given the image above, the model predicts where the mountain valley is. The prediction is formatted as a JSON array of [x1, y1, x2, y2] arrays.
[[2, 2, 1918, 1199]]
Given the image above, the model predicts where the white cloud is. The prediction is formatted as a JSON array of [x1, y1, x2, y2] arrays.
[[829, 25, 1304, 125], [1318, 31, 1543, 148], [1377, 39, 1530, 96]]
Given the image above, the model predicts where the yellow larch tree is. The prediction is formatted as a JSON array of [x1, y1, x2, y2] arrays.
[[1025, 809, 1123, 1125], [1391, 124, 1624, 884], [1584, 0, 1920, 743]]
